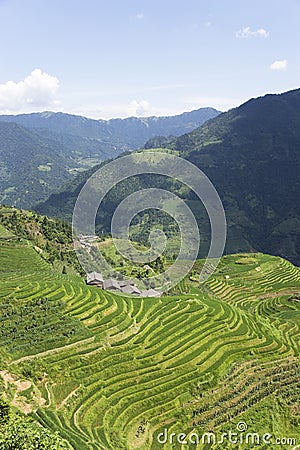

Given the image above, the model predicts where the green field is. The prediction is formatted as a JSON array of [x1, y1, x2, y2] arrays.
[[0, 237, 300, 449]]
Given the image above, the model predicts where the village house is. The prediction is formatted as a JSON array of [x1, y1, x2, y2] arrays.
[[86, 272, 162, 297], [118, 279, 135, 287], [121, 284, 141, 295], [86, 272, 104, 288], [103, 279, 120, 291]]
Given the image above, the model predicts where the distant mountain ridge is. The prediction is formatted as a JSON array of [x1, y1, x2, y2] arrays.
[[36, 88, 300, 264], [0, 107, 220, 152], [0, 107, 219, 208]]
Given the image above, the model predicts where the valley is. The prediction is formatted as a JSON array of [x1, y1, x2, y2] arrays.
[[0, 108, 219, 209], [1, 1, 300, 448], [35, 89, 300, 266], [0, 89, 300, 449]]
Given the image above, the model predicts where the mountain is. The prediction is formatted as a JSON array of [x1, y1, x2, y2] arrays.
[[0, 108, 220, 208], [0, 107, 220, 160], [167, 88, 300, 264], [0, 122, 74, 208], [36, 88, 300, 264]]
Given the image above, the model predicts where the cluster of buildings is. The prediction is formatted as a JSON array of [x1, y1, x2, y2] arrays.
[[86, 272, 162, 297]]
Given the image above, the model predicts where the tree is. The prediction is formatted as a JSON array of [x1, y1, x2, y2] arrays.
[[0, 399, 10, 427], [0, 416, 69, 450]]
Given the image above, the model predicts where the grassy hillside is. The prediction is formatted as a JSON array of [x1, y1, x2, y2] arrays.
[[1, 227, 299, 448], [0, 206, 85, 277], [36, 88, 300, 265], [0, 122, 74, 208]]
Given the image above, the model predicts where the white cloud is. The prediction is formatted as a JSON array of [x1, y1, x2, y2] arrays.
[[136, 13, 144, 20], [127, 100, 154, 117], [66, 99, 159, 120], [0, 68, 60, 113], [236, 27, 269, 38], [270, 59, 288, 71]]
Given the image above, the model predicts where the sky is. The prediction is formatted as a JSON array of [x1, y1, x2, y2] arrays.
[[0, 0, 299, 119]]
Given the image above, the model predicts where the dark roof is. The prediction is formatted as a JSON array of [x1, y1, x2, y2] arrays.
[[86, 272, 103, 284], [103, 279, 120, 290], [120, 285, 141, 295], [118, 279, 135, 287]]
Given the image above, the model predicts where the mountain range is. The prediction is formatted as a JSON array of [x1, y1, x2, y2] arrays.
[[1, 89, 300, 449], [36, 88, 300, 265], [0, 107, 219, 208]]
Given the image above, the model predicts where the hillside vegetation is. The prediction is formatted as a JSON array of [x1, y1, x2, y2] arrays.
[[168, 89, 300, 264], [0, 122, 73, 208], [0, 398, 69, 449], [0, 108, 219, 208], [37, 89, 300, 265], [0, 108, 219, 153], [0, 206, 82, 275], [0, 221, 299, 449]]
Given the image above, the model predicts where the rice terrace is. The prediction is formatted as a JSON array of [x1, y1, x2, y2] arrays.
[[1, 2, 300, 445], [0, 215, 299, 449]]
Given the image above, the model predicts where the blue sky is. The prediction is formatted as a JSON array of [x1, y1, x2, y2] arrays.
[[0, 0, 299, 118]]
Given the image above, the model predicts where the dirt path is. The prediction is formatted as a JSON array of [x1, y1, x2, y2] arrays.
[[0, 370, 33, 414], [10, 336, 95, 365], [259, 287, 300, 299], [44, 381, 52, 408], [0, 370, 32, 391], [59, 385, 81, 409]]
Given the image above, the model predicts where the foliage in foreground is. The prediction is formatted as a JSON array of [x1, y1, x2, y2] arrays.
[[0, 399, 68, 450]]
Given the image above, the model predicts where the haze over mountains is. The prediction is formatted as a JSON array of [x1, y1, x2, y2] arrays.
[[0, 89, 299, 263], [0, 107, 219, 208], [36, 88, 300, 265]]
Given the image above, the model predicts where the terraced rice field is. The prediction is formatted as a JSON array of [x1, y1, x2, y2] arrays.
[[1, 242, 300, 449]]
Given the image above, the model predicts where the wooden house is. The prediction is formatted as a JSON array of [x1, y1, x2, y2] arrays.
[[86, 272, 104, 288]]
